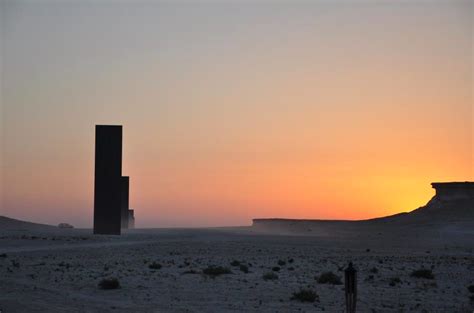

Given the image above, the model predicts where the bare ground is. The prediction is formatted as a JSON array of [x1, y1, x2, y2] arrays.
[[0, 223, 473, 313]]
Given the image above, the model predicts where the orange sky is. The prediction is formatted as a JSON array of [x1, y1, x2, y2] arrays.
[[1, 1, 472, 227]]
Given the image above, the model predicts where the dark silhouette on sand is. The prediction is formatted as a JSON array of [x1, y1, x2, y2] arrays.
[[121, 176, 130, 229], [94, 125, 128, 235]]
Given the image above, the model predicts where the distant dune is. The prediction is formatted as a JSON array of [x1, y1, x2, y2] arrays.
[[0, 216, 57, 231]]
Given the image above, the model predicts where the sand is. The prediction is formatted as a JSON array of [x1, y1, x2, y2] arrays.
[[1, 218, 473, 313]]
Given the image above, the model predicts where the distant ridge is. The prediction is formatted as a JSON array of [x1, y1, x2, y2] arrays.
[[253, 197, 473, 227], [253, 182, 474, 232], [0, 216, 57, 231], [253, 212, 410, 224]]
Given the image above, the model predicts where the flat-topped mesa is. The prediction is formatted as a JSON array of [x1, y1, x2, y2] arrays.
[[431, 182, 474, 201], [252, 181, 474, 230]]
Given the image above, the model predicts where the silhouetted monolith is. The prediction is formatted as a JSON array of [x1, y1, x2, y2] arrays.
[[128, 209, 135, 229], [121, 176, 129, 229], [94, 125, 122, 235]]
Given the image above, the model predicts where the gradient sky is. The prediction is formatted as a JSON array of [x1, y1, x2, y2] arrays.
[[1, 0, 472, 228]]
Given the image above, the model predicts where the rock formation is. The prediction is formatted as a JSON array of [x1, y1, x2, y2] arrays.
[[252, 182, 474, 232]]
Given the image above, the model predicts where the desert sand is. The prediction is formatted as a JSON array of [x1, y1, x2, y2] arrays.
[[1, 212, 473, 313]]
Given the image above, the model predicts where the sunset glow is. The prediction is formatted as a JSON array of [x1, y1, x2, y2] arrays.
[[1, 1, 472, 227]]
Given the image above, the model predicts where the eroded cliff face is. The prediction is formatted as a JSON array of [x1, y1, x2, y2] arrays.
[[432, 182, 474, 201], [408, 193, 474, 222]]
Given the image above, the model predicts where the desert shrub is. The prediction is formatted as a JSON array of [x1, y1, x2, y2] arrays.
[[317, 271, 342, 285], [203, 266, 231, 277], [389, 277, 401, 286], [272, 266, 280, 272], [410, 269, 434, 279], [288, 258, 294, 264], [468, 285, 474, 293], [98, 277, 120, 290], [239, 264, 249, 273], [262, 272, 278, 281], [291, 289, 319, 303], [148, 262, 162, 270], [370, 267, 378, 274], [182, 269, 199, 274], [230, 260, 240, 267], [278, 260, 286, 266], [0, 253, 7, 258]]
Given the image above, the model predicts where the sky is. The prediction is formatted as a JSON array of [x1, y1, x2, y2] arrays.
[[0, 0, 472, 228]]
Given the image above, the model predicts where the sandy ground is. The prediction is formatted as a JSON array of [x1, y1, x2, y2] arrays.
[[1, 224, 474, 313]]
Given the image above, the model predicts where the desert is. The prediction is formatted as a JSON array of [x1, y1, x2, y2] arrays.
[[1, 204, 473, 313], [2, 2, 473, 312]]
